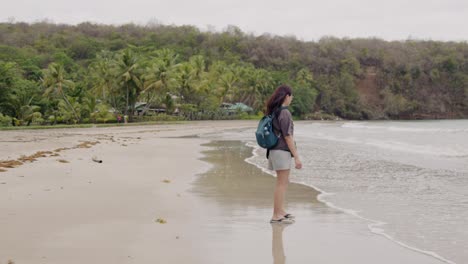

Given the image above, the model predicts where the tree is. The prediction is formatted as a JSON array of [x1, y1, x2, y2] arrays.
[[116, 49, 143, 121], [42, 63, 80, 122], [293, 68, 318, 116], [3, 79, 42, 125], [0, 61, 18, 113], [89, 51, 118, 104], [381, 88, 415, 117]]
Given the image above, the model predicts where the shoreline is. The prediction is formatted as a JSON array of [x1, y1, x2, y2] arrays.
[[0, 122, 450, 263], [190, 140, 445, 263], [244, 141, 455, 264]]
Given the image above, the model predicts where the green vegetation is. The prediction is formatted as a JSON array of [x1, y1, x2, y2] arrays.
[[0, 22, 467, 127]]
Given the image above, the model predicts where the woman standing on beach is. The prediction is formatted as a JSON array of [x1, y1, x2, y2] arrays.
[[266, 85, 302, 224]]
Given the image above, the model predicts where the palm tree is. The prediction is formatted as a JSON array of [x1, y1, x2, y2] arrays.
[[189, 55, 205, 80], [142, 51, 179, 113], [217, 68, 238, 103], [143, 59, 174, 94], [175, 56, 208, 106], [42, 63, 80, 121], [89, 51, 117, 101], [116, 49, 142, 121], [153, 49, 179, 68], [5, 91, 40, 126], [176, 62, 195, 104]]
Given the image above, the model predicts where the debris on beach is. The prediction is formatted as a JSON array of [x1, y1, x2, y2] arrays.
[[57, 159, 69, 163], [1, 141, 101, 173], [18, 151, 54, 163], [162, 179, 171, 183], [155, 218, 167, 224], [76, 141, 100, 149], [0, 159, 23, 169], [1, 182, 6, 184], [54, 147, 70, 152], [121, 144, 128, 147], [92, 156, 103, 163], [8, 259, 15, 264]]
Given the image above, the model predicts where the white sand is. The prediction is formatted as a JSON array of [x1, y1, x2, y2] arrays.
[[0, 121, 252, 263], [0, 121, 446, 264]]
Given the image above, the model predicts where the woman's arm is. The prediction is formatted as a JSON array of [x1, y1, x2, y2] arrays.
[[284, 135, 302, 169]]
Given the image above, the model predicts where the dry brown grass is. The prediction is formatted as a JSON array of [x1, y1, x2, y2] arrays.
[[57, 159, 69, 163]]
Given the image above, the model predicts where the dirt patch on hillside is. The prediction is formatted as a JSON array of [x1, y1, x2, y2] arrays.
[[356, 66, 383, 107]]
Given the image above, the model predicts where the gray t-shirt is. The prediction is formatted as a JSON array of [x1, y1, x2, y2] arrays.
[[271, 108, 294, 151]]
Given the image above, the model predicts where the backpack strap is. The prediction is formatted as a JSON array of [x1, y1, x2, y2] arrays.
[[272, 106, 288, 133], [272, 106, 288, 119], [267, 106, 291, 159]]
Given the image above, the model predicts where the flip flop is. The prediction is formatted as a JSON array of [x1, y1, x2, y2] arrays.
[[284, 213, 295, 219], [270, 217, 294, 224]]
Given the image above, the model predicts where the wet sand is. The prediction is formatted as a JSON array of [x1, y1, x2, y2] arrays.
[[188, 141, 444, 264], [0, 122, 445, 263]]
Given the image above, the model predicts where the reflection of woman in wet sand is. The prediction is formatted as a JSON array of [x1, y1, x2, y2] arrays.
[[271, 223, 287, 264]]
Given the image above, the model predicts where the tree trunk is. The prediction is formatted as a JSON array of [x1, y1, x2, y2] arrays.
[[125, 83, 129, 117]]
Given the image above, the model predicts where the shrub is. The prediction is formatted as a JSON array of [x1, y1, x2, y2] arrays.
[[137, 114, 186, 122], [0, 113, 12, 126]]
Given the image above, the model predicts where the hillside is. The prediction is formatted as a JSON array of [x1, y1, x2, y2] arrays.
[[0, 22, 467, 125]]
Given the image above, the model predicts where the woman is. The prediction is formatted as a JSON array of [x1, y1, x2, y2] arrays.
[[266, 85, 302, 224]]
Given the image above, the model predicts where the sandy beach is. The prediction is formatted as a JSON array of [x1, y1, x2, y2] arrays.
[[0, 121, 446, 264]]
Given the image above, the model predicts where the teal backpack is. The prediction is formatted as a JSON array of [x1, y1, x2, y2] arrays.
[[255, 107, 286, 149]]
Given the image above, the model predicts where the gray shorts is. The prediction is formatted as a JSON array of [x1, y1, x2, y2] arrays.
[[268, 150, 292, 171]]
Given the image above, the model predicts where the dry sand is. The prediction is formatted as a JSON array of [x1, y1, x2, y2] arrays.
[[0, 121, 445, 264]]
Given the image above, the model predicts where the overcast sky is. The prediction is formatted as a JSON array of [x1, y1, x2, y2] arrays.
[[1, 0, 467, 41]]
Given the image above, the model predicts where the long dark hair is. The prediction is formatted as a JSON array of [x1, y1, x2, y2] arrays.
[[266, 85, 292, 115]]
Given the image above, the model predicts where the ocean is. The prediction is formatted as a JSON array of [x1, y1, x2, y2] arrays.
[[202, 120, 468, 264]]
